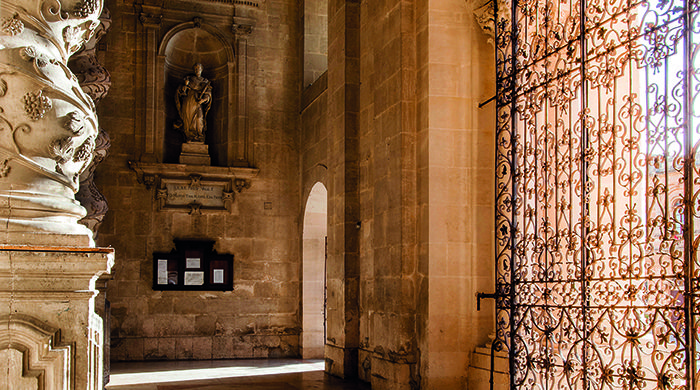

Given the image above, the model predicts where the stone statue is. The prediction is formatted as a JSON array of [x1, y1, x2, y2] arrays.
[[175, 63, 212, 143]]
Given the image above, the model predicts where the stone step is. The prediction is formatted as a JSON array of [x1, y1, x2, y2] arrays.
[[468, 343, 510, 390]]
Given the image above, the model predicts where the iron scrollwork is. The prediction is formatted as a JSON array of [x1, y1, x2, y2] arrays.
[[495, 0, 700, 388]]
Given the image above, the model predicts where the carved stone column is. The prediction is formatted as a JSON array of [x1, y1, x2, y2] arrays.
[[0, 0, 103, 245], [0, 1, 114, 389]]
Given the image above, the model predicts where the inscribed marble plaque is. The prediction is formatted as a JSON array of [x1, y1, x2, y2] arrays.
[[165, 183, 224, 207]]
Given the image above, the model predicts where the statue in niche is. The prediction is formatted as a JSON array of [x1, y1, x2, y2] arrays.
[[175, 63, 212, 143]]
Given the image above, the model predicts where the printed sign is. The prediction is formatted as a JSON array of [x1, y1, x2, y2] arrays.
[[184, 271, 204, 286], [157, 259, 168, 285]]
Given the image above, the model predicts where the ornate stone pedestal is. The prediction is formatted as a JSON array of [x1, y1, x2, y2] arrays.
[[179, 142, 211, 165], [0, 243, 114, 390]]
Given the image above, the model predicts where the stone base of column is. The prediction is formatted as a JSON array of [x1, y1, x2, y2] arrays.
[[368, 355, 416, 390], [0, 242, 114, 390], [179, 142, 211, 166], [325, 343, 358, 379]]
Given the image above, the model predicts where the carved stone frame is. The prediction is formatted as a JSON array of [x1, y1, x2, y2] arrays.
[[135, 5, 255, 166], [129, 161, 258, 214], [0, 315, 72, 389]]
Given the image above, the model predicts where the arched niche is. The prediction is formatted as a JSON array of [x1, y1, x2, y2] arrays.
[[159, 22, 235, 166]]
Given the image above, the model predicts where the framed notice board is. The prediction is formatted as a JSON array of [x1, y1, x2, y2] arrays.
[[153, 239, 233, 291]]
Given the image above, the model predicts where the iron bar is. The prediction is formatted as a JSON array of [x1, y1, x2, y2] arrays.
[[682, 0, 696, 387]]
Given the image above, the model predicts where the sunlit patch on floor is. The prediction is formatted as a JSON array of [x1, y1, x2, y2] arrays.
[[107, 360, 325, 386]]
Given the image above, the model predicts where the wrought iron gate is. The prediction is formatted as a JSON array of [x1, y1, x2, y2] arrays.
[[494, 0, 700, 387]]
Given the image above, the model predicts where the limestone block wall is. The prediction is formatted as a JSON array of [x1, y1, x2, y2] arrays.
[[415, 0, 496, 387], [95, 0, 303, 361], [300, 0, 496, 387], [357, 0, 420, 388], [303, 0, 328, 87], [301, 73, 329, 195]]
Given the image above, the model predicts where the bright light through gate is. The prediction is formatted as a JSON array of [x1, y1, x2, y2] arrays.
[[494, 0, 700, 387]]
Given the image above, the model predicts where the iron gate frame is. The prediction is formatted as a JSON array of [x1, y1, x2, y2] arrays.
[[493, 0, 700, 388]]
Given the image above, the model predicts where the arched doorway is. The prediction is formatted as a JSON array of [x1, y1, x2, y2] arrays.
[[302, 182, 327, 359]]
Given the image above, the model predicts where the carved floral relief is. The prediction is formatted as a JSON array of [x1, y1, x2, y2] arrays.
[[0, 0, 105, 239]]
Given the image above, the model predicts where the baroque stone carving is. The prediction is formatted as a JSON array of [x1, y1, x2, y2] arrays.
[[69, 7, 111, 104], [0, 0, 104, 241], [22, 90, 52, 120], [234, 178, 251, 192], [472, 0, 507, 44], [69, 7, 112, 237], [1, 14, 24, 36], [139, 12, 163, 28], [232, 22, 253, 36], [175, 63, 213, 143], [75, 129, 110, 234], [128, 162, 259, 214], [232, 16, 255, 36], [72, 0, 99, 18]]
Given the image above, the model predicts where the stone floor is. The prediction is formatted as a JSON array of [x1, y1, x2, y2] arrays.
[[106, 359, 371, 390]]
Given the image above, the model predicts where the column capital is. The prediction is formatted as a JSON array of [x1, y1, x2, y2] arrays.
[[139, 12, 163, 28], [232, 17, 255, 36], [138, 5, 163, 29]]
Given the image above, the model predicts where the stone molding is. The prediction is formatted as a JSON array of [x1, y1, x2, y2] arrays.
[[0, 314, 72, 390], [0, 0, 105, 243]]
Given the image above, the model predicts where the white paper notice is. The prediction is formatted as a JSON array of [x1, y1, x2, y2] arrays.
[[184, 271, 204, 285], [157, 259, 168, 285], [186, 258, 201, 269], [213, 269, 224, 283]]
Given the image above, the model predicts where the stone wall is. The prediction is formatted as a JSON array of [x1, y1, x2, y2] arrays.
[[357, 0, 420, 388], [415, 0, 496, 387], [299, 0, 496, 387], [94, 0, 497, 385], [96, 0, 303, 361], [303, 0, 328, 87]]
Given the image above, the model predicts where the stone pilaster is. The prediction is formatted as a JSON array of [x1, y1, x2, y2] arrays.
[[325, 0, 361, 379], [232, 17, 254, 166]]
